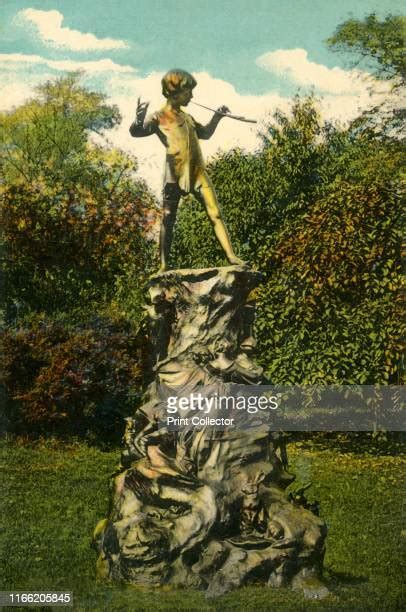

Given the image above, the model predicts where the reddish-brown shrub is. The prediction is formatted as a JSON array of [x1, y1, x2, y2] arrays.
[[0, 316, 147, 443]]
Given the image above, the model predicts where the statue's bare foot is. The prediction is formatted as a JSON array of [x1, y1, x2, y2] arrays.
[[228, 255, 249, 267]]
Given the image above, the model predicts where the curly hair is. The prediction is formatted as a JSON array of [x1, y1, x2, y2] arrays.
[[161, 69, 197, 98]]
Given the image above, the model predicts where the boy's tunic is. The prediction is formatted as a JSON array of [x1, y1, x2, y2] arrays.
[[130, 108, 207, 193]]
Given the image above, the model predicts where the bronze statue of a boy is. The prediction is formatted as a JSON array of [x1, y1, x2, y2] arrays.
[[130, 69, 246, 272]]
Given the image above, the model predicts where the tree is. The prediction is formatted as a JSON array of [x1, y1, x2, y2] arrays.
[[327, 13, 405, 82], [0, 72, 120, 185], [0, 74, 158, 320], [327, 14, 405, 136]]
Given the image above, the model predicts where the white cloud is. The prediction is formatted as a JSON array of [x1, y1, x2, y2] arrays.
[[0, 53, 136, 74], [0, 53, 136, 115], [256, 48, 371, 95], [15, 8, 128, 51], [1, 81, 39, 110]]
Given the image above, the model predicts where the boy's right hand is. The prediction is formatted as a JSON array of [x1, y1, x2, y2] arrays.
[[136, 97, 150, 125], [215, 105, 231, 116]]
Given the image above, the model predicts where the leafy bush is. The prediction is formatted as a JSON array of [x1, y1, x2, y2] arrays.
[[0, 315, 148, 443], [172, 97, 403, 384], [0, 175, 155, 319]]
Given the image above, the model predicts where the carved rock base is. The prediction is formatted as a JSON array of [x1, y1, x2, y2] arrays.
[[94, 267, 328, 599]]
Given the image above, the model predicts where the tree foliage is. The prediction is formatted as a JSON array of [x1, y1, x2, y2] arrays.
[[327, 13, 405, 136], [0, 75, 158, 438], [0, 74, 158, 320], [327, 13, 405, 82], [0, 315, 146, 442], [0, 73, 121, 185]]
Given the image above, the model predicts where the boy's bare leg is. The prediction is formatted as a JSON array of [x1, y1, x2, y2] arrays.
[[196, 183, 247, 267], [159, 185, 180, 272]]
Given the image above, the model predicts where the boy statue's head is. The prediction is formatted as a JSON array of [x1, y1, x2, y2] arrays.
[[161, 69, 197, 99]]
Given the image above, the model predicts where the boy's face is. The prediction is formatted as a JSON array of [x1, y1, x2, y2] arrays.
[[171, 87, 193, 107]]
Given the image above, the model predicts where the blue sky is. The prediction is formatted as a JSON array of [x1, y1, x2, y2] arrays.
[[1, 0, 404, 94], [0, 1, 403, 191]]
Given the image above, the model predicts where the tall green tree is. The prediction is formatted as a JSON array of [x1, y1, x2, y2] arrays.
[[0, 74, 158, 320], [0, 73, 120, 185]]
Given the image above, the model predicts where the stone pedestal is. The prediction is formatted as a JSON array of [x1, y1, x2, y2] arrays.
[[94, 267, 328, 598]]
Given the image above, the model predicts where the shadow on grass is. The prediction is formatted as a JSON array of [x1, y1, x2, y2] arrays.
[[325, 569, 369, 586]]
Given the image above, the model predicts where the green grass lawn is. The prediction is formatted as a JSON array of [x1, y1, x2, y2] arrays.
[[0, 436, 404, 611]]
